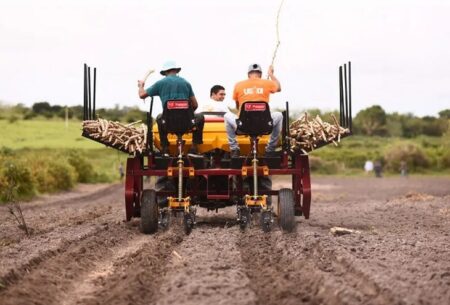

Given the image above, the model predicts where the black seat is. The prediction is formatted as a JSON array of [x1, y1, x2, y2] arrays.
[[161, 100, 195, 135], [236, 101, 273, 136]]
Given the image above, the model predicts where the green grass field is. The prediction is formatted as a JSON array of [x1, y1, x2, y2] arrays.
[[0, 119, 100, 149], [0, 119, 129, 201]]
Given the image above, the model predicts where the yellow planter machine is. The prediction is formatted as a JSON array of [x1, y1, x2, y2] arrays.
[[82, 62, 353, 234]]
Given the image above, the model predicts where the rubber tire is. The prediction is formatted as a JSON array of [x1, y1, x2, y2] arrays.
[[278, 188, 296, 232], [140, 190, 158, 234], [260, 211, 272, 233], [183, 213, 193, 235]]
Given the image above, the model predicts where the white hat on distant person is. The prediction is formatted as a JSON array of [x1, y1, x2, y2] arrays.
[[160, 60, 181, 75]]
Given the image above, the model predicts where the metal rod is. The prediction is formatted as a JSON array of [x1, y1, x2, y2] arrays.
[[83, 64, 87, 120], [286, 101, 290, 136], [88, 67, 91, 120], [178, 140, 183, 201], [348, 61, 352, 132], [252, 138, 258, 198], [339, 66, 344, 126], [148, 97, 154, 152], [93, 67, 96, 119], [344, 64, 349, 128]]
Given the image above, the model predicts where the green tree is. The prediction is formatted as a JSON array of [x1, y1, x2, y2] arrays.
[[438, 109, 450, 119], [353, 105, 387, 136], [32, 101, 52, 114]]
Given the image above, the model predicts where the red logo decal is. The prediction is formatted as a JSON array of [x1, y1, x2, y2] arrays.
[[244, 103, 267, 111], [167, 101, 189, 109]]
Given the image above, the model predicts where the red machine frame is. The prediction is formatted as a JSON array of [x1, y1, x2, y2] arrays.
[[124, 153, 311, 221]]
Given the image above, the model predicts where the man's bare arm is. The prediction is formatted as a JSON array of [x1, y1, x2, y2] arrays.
[[267, 65, 281, 92], [190, 96, 198, 110], [138, 80, 149, 99]]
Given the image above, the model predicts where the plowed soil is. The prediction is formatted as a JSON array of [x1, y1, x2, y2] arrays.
[[1, 176, 449, 305]]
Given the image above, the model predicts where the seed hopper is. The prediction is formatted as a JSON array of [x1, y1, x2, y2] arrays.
[[82, 62, 353, 234]]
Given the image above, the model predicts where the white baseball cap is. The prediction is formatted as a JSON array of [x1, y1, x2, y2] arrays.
[[248, 63, 262, 73]]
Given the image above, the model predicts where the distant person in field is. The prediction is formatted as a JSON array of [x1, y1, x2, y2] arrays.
[[224, 63, 282, 158], [196, 85, 229, 117], [138, 60, 204, 155], [364, 160, 374, 174], [119, 162, 124, 180], [374, 160, 383, 178], [400, 160, 408, 177]]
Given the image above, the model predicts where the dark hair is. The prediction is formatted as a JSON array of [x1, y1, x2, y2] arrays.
[[210, 85, 225, 97]]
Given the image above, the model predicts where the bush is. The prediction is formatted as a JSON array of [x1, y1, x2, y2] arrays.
[[441, 151, 450, 169], [8, 115, 19, 123], [384, 142, 430, 172], [23, 111, 37, 120], [67, 151, 97, 183], [29, 156, 78, 193], [0, 158, 36, 202], [47, 159, 78, 191], [309, 156, 340, 174]]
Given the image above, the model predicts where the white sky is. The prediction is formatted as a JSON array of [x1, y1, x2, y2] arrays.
[[0, 0, 449, 117]]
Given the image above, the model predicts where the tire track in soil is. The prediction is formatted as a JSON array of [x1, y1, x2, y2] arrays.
[[238, 228, 403, 305], [59, 234, 151, 305], [78, 228, 184, 305], [155, 212, 256, 305], [0, 223, 108, 292], [0, 195, 124, 290], [0, 223, 139, 305]]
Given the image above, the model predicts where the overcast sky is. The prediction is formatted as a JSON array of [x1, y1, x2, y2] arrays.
[[0, 0, 449, 117]]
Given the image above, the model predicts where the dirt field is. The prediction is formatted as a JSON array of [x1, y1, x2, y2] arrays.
[[1, 176, 449, 305]]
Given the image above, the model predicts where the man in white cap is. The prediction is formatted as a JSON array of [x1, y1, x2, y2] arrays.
[[138, 60, 204, 155], [224, 63, 282, 157]]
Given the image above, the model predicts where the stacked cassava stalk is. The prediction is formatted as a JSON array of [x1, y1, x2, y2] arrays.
[[289, 113, 350, 154], [82, 118, 148, 155]]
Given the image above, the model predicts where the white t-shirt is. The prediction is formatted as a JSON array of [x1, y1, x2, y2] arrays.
[[197, 99, 230, 114]]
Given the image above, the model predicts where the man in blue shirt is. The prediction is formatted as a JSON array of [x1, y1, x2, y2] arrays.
[[138, 61, 204, 155]]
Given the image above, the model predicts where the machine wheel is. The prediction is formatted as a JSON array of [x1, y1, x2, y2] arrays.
[[140, 190, 158, 234], [239, 208, 251, 231], [260, 210, 272, 233], [278, 188, 296, 232], [183, 213, 194, 235]]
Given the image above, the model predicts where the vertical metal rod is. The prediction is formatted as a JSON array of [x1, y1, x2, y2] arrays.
[[285, 101, 290, 135], [344, 64, 349, 128], [340, 66, 343, 125], [83, 64, 87, 120], [93, 67, 96, 119], [88, 67, 91, 120], [348, 61, 352, 132], [178, 140, 183, 201], [148, 97, 154, 152], [252, 138, 258, 198]]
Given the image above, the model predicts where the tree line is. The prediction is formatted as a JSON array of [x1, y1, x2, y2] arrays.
[[1, 101, 449, 138]]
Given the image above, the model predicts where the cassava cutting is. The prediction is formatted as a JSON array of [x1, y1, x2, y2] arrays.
[[289, 113, 350, 154], [82, 118, 148, 155]]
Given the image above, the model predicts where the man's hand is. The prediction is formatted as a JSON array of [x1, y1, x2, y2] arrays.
[[267, 65, 281, 92], [138, 80, 149, 99], [267, 65, 275, 78]]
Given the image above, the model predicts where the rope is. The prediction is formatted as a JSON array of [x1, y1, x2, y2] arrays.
[[270, 0, 286, 66]]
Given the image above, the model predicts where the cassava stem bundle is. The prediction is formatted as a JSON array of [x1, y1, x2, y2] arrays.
[[82, 118, 148, 155], [289, 113, 350, 154]]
